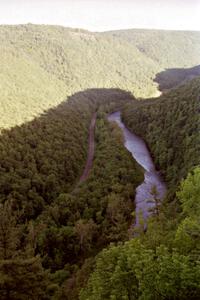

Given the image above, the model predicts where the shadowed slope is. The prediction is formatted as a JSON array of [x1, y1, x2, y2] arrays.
[[79, 113, 97, 183], [0, 88, 134, 218], [154, 65, 200, 92]]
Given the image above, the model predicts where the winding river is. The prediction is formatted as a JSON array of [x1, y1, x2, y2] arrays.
[[108, 111, 166, 228]]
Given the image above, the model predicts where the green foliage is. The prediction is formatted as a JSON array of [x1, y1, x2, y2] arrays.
[[0, 201, 49, 300], [177, 167, 200, 216], [80, 240, 200, 300], [0, 89, 143, 298], [81, 168, 200, 300], [36, 111, 143, 273], [175, 167, 200, 254], [0, 89, 130, 217], [0, 96, 91, 217], [1, 24, 200, 298], [0, 201, 20, 260], [122, 78, 200, 193], [154, 65, 200, 91], [0, 257, 49, 300], [1, 25, 200, 129], [107, 29, 200, 70]]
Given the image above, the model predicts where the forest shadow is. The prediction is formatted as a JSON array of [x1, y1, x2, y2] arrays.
[[154, 64, 200, 92], [1, 88, 134, 135], [0, 87, 143, 293], [0, 88, 134, 216]]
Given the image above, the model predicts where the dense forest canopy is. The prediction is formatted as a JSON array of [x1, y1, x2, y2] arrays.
[[80, 79, 200, 300], [122, 77, 200, 194], [0, 89, 133, 216], [0, 24, 200, 299], [1, 80, 200, 298], [154, 65, 200, 92], [105, 29, 200, 69], [81, 166, 200, 300], [0, 89, 144, 299], [0, 25, 200, 129]]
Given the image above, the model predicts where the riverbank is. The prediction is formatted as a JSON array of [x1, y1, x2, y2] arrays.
[[108, 111, 166, 228]]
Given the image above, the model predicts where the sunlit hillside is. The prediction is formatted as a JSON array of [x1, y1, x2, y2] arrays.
[[1, 24, 200, 129], [106, 29, 200, 68]]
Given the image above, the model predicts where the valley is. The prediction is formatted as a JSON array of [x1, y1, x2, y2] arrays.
[[0, 24, 200, 300], [108, 111, 166, 229], [1, 25, 200, 129]]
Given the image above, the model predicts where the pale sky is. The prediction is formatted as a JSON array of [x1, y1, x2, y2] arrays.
[[0, 0, 200, 31]]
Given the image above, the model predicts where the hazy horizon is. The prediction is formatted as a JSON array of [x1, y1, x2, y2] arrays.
[[0, 0, 200, 32]]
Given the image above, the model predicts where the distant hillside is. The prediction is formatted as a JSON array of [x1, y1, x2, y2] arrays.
[[106, 29, 200, 69], [1, 25, 200, 129]]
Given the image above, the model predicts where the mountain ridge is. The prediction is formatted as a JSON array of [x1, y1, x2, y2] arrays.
[[1, 24, 200, 129]]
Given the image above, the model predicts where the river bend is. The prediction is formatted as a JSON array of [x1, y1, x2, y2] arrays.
[[108, 111, 166, 228]]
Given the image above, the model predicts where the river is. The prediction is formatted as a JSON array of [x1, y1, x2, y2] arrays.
[[108, 111, 166, 229]]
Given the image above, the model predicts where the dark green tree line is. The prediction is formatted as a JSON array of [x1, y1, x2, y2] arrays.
[[122, 77, 200, 195]]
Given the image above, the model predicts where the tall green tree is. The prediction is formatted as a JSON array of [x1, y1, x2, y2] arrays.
[[0, 201, 49, 300]]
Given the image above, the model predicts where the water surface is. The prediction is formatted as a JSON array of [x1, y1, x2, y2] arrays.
[[108, 111, 166, 228]]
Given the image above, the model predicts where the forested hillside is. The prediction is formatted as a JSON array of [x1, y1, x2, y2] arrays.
[[1, 24, 200, 299], [122, 77, 200, 194], [106, 29, 200, 69], [1, 81, 199, 299], [0, 89, 132, 215], [0, 89, 144, 299], [1, 25, 200, 129], [155, 65, 200, 91], [81, 167, 200, 300], [80, 79, 200, 300]]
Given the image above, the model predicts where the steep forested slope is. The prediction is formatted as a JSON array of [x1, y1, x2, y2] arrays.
[[81, 168, 200, 300], [0, 89, 131, 216], [106, 29, 200, 69], [0, 89, 144, 299], [80, 80, 200, 300], [1, 24, 200, 299], [122, 77, 200, 194], [38, 114, 143, 300], [1, 25, 200, 129], [0, 81, 199, 299], [155, 65, 200, 91]]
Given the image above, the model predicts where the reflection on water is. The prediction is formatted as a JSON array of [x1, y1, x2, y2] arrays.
[[108, 111, 166, 228]]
